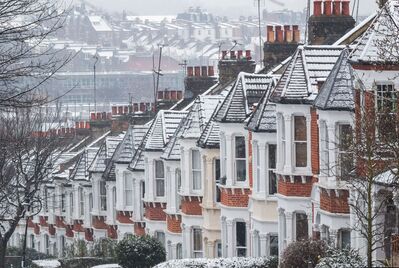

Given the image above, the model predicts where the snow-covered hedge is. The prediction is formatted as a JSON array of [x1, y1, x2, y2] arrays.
[[31, 259, 61, 268], [316, 247, 364, 268], [155, 256, 278, 268]]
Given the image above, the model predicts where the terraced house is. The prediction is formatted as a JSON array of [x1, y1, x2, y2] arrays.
[[9, 0, 399, 265]]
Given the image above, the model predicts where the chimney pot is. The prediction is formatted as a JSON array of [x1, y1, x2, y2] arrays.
[[222, 50, 227, 59], [267, 25, 275, 43], [324, 0, 332, 16], [284, 25, 292, 42], [314, 0, 322, 16], [237, 50, 243, 59], [194, 66, 201, 76], [187, 66, 194, 77], [201, 66, 208, 76], [341, 0, 350, 16], [208, 66, 215, 76], [275, 26, 284, 43], [333, 0, 341, 16], [230, 50, 236, 59], [91, 113, 96, 120], [293, 25, 300, 43], [245, 50, 251, 59]]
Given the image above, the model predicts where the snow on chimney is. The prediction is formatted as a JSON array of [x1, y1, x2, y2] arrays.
[[314, 0, 322, 16], [245, 50, 252, 59]]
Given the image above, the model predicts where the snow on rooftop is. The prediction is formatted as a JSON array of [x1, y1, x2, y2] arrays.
[[88, 16, 112, 32]]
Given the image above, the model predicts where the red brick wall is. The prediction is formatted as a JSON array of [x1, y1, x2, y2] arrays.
[[311, 107, 320, 175], [167, 215, 182, 233], [55, 216, 66, 228], [92, 216, 108, 229], [49, 224, 56, 236], [248, 131, 253, 188], [144, 202, 166, 221], [278, 176, 316, 197], [181, 197, 202, 215], [39, 216, 48, 227], [107, 226, 118, 239], [134, 223, 146, 236], [85, 228, 93, 241], [117, 212, 134, 224], [73, 221, 85, 232], [65, 226, 73, 238], [320, 188, 350, 214], [220, 188, 251, 207]]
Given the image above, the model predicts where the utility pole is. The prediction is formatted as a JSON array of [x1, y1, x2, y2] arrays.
[[256, 0, 264, 68], [93, 54, 99, 113], [153, 44, 166, 114]]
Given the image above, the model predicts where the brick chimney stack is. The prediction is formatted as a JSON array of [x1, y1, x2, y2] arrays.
[[263, 24, 300, 72], [308, 0, 355, 45], [218, 50, 256, 84], [184, 65, 217, 100]]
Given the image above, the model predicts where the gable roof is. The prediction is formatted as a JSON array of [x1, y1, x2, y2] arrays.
[[142, 110, 188, 151], [162, 96, 223, 160], [115, 125, 149, 164], [214, 73, 276, 123], [350, 1, 399, 64], [197, 119, 221, 149], [246, 89, 277, 133], [271, 45, 344, 104], [314, 49, 355, 111], [69, 148, 98, 181], [89, 136, 122, 173]]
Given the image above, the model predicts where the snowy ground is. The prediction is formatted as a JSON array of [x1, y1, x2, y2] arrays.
[[155, 257, 275, 268], [91, 264, 121, 268], [32, 260, 61, 268]]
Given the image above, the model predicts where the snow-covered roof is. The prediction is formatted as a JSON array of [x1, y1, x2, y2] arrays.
[[271, 45, 344, 104], [89, 136, 123, 173], [214, 73, 276, 123], [70, 147, 98, 181], [350, 0, 399, 64], [197, 119, 221, 149], [374, 169, 398, 186], [162, 96, 223, 160], [314, 49, 355, 111], [88, 16, 112, 32], [246, 90, 277, 133], [115, 126, 149, 164]]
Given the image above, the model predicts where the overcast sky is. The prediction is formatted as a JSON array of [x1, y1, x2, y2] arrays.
[[86, 0, 378, 17]]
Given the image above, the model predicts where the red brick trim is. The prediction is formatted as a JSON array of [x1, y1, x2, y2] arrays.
[[180, 196, 202, 215], [144, 202, 166, 221], [39, 216, 48, 227], [277, 175, 316, 197], [92, 216, 108, 230], [134, 222, 146, 236], [319, 188, 349, 214], [117, 211, 134, 224], [167, 214, 182, 233], [220, 187, 251, 207], [85, 228, 93, 241], [311, 108, 320, 175], [107, 225, 118, 239], [48, 224, 56, 236]]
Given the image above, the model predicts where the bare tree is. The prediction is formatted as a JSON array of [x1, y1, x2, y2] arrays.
[[345, 87, 399, 267], [0, 107, 71, 268], [0, 0, 73, 109]]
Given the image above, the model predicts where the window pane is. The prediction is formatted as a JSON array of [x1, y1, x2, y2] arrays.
[[236, 160, 246, 181], [192, 150, 201, 169], [269, 144, 276, 169], [294, 116, 307, 141], [236, 222, 246, 247], [340, 230, 351, 249], [269, 171, 277, 195], [235, 136, 246, 158], [155, 160, 164, 178], [270, 235, 279, 256], [156, 179, 165, 197], [215, 159, 221, 180], [176, 243, 182, 259], [193, 228, 202, 251], [296, 213, 308, 241], [193, 171, 201, 190], [295, 143, 307, 167], [339, 125, 352, 151]]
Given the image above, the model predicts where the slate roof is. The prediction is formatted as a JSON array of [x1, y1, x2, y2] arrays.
[[214, 73, 276, 123], [70, 148, 98, 181], [115, 125, 149, 164], [89, 136, 123, 173], [314, 49, 355, 111], [271, 46, 344, 104], [197, 119, 221, 149], [350, 1, 399, 64], [162, 96, 223, 160], [246, 89, 277, 133]]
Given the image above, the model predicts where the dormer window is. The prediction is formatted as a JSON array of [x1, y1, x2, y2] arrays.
[[235, 136, 246, 182], [155, 160, 165, 197], [191, 150, 201, 190], [294, 116, 307, 168]]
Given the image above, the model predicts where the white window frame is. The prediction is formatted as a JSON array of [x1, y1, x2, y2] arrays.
[[235, 221, 247, 257], [269, 234, 279, 256], [124, 173, 133, 207], [293, 115, 307, 168], [99, 181, 107, 211], [254, 142, 261, 193], [192, 227, 203, 258], [191, 150, 202, 191], [337, 123, 353, 180], [268, 144, 277, 196], [79, 187, 84, 216], [155, 160, 165, 197], [234, 136, 247, 183], [281, 115, 286, 168], [320, 121, 329, 176]]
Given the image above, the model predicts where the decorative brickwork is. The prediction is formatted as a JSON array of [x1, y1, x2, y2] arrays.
[[167, 214, 182, 233], [320, 188, 350, 214], [92, 216, 108, 229], [134, 222, 146, 236], [55, 216, 66, 228], [311, 108, 320, 175], [65, 225, 74, 238], [48, 224, 56, 236], [220, 187, 251, 207], [181, 197, 202, 216], [39, 216, 48, 227], [277, 176, 317, 197], [144, 202, 166, 221], [107, 225, 118, 239], [117, 211, 134, 224], [73, 220, 85, 232]]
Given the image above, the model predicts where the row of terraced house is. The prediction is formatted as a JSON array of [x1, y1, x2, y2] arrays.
[[9, 0, 399, 264]]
